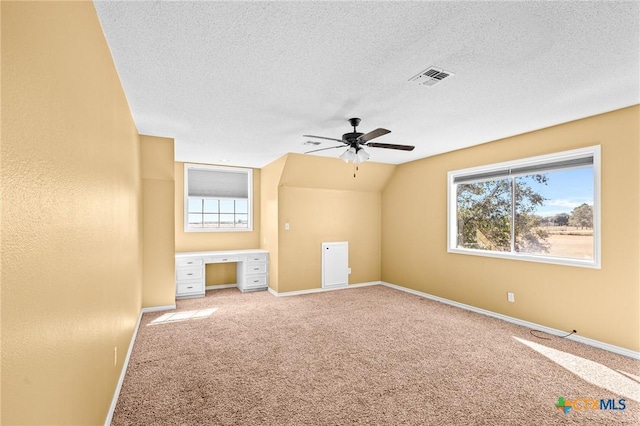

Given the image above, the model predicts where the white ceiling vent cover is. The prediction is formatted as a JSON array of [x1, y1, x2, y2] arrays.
[[409, 66, 454, 87]]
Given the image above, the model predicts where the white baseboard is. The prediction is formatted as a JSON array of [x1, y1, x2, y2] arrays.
[[141, 304, 176, 313], [104, 311, 142, 425], [268, 281, 381, 297], [206, 284, 237, 290], [105, 303, 174, 425], [380, 281, 640, 360]]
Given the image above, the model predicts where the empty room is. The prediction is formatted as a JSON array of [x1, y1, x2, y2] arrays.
[[2, 1, 639, 425]]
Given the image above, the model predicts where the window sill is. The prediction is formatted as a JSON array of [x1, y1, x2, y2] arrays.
[[184, 227, 254, 233], [447, 247, 600, 269]]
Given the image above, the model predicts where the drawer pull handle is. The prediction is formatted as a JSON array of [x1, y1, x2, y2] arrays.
[[187, 261, 193, 264], [187, 286, 193, 289], [253, 280, 259, 283], [187, 273, 193, 276], [221, 258, 228, 261], [253, 267, 259, 271]]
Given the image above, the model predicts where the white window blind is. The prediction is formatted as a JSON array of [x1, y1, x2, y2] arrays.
[[187, 168, 249, 199], [453, 156, 594, 184]]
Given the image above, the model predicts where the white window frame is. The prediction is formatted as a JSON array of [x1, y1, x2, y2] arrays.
[[184, 163, 253, 232], [447, 146, 601, 269]]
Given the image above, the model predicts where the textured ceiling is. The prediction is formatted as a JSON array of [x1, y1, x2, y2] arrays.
[[94, 1, 639, 168]]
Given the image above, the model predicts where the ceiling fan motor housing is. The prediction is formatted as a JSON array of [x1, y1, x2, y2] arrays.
[[342, 132, 364, 146]]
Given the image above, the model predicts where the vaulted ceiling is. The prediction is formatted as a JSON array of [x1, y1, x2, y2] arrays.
[[94, 1, 639, 168]]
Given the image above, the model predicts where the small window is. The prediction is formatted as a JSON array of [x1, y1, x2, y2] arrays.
[[184, 164, 252, 232], [448, 146, 600, 268]]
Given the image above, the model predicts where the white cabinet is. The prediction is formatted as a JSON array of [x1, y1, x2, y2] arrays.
[[175, 257, 205, 298], [175, 266, 205, 299], [176, 280, 205, 296], [177, 258, 203, 268], [238, 253, 269, 292], [175, 250, 269, 298], [176, 267, 203, 281]]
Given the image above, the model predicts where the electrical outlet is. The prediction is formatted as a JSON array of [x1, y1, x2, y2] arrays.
[[507, 292, 515, 303], [114, 346, 118, 366], [348, 267, 352, 274], [285, 223, 290, 231]]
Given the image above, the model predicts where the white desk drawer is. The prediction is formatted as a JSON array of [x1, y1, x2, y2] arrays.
[[208, 255, 239, 264], [177, 258, 203, 268], [177, 281, 204, 295], [177, 267, 203, 280], [246, 263, 267, 274], [245, 275, 267, 288], [248, 254, 268, 262]]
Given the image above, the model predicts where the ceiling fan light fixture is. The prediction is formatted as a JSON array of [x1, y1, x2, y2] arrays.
[[340, 147, 357, 163], [355, 148, 370, 164]]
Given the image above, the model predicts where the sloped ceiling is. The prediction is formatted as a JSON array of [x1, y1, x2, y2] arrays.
[[94, 1, 639, 168]]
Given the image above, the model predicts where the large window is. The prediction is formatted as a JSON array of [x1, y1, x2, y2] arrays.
[[184, 164, 252, 232], [448, 146, 600, 268]]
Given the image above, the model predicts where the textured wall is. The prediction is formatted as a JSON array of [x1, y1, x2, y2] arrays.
[[272, 154, 394, 292], [260, 155, 288, 291], [141, 136, 175, 308], [1, 2, 143, 424], [278, 186, 382, 292], [382, 106, 640, 351]]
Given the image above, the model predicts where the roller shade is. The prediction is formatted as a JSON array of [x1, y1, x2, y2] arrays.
[[453, 155, 593, 184], [187, 168, 249, 199]]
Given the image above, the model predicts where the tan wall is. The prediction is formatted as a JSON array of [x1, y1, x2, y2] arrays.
[[275, 154, 395, 293], [278, 187, 382, 292], [1, 2, 142, 424], [279, 153, 397, 191], [382, 106, 640, 351], [260, 155, 288, 291], [141, 136, 176, 308], [174, 162, 261, 284], [205, 263, 237, 286]]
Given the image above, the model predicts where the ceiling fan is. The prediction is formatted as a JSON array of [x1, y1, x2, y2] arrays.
[[303, 118, 415, 168]]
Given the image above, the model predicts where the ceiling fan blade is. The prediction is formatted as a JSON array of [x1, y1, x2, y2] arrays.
[[365, 142, 415, 151], [303, 134, 344, 143], [304, 145, 347, 154], [358, 128, 390, 143]]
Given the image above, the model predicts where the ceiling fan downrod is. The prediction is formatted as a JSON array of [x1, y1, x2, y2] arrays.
[[349, 117, 361, 133]]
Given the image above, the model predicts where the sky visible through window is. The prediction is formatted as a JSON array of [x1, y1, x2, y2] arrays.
[[526, 167, 594, 217]]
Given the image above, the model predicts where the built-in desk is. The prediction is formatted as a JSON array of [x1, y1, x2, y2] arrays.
[[175, 249, 269, 298]]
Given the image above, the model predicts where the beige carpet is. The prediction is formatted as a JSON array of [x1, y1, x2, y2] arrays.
[[112, 285, 639, 425]]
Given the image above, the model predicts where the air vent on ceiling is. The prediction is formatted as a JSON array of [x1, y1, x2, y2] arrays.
[[409, 66, 454, 87], [304, 140, 322, 146]]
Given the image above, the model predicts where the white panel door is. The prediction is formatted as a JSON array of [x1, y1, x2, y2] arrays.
[[322, 242, 348, 288]]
